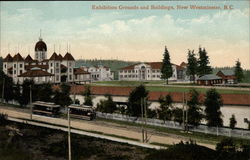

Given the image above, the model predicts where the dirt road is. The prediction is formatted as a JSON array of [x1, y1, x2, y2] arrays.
[[0, 106, 215, 149]]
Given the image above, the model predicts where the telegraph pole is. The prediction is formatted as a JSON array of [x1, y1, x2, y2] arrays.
[[30, 84, 32, 119], [182, 92, 185, 131], [141, 98, 144, 143], [2, 78, 5, 103], [68, 107, 72, 160], [144, 97, 148, 142]]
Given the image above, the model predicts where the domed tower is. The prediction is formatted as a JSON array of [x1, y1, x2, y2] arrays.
[[34, 32, 47, 61]]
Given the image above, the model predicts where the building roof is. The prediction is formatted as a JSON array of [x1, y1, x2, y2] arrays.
[[74, 68, 90, 75], [218, 70, 235, 76], [12, 53, 24, 61], [120, 62, 183, 70], [35, 39, 47, 51], [3, 54, 13, 62], [18, 69, 53, 77], [49, 52, 60, 60], [25, 64, 49, 70], [58, 54, 63, 61], [197, 74, 222, 80], [24, 55, 34, 63], [63, 52, 75, 61]]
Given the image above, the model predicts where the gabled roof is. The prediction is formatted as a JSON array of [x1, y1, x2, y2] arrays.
[[218, 70, 235, 76], [197, 74, 222, 80], [58, 54, 63, 61], [24, 55, 34, 62], [18, 69, 53, 77], [3, 54, 13, 62], [74, 68, 90, 75], [63, 52, 75, 61], [12, 53, 24, 61], [49, 52, 59, 60]]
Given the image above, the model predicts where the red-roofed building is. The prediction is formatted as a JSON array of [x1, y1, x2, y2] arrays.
[[118, 62, 188, 81], [2, 35, 90, 84]]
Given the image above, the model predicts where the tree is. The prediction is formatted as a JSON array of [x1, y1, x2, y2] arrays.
[[0, 70, 14, 103], [127, 85, 148, 117], [83, 85, 93, 106], [19, 79, 36, 107], [172, 108, 183, 125], [161, 46, 173, 84], [187, 89, 203, 126], [186, 50, 198, 82], [234, 60, 244, 83], [204, 88, 223, 127], [37, 83, 53, 102], [158, 94, 173, 122], [13, 82, 22, 104], [96, 95, 117, 113], [197, 47, 212, 77], [229, 114, 237, 129], [53, 83, 72, 107]]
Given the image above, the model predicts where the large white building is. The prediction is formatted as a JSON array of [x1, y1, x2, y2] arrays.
[[118, 62, 188, 81], [3, 36, 91, 84], [81, 65, 114, 81]]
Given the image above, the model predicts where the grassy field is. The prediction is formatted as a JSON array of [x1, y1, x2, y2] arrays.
[[92, 81, 250, 95]]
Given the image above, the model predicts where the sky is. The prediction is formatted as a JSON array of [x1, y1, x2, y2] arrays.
[[0, 1, 249, 69]]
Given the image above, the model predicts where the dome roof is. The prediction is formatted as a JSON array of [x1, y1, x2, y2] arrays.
[[35, 39, 47, 51]]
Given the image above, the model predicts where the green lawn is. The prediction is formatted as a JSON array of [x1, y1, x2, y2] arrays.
[[92, 81, 250, 95]]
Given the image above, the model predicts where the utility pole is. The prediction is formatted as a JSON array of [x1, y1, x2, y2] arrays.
[[2, 78, 5, 103], [144, 97, 148, 142], [182, 92, 185, 131], [68, 107, 72, 160], [141, 98, 144, 143], [30, 84, 32, 119], [185, 97, 188, 132]]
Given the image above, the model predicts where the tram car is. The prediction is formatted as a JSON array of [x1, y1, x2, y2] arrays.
[[32, 101, 60, 117], [68, 104, 96, 120]]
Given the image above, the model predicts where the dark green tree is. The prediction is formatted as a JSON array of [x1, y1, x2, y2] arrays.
[[197, 47, 212, 77], [97, 95, 117, 113], [83, 85, 93, 106], [19, 79, 36, 107], [161, 46, 173, 84], [37, 83, 53, 102], [186, 50, 198, 82], [127, 85, 148, 117], [234, 60, 244, 83], [204, 88, 223, 127], [229, 114, 237, 129], [53, 83, 72, 107], [158, 94, 173, 122], [13, 82, 22, 104], [0, 70, 14, 102], [172, 108, 183, 125], [187, 89, 203, 126]]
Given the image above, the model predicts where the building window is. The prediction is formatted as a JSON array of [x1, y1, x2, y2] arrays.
[[120, 75, 123, 78], [14, 64, 16, 68], [4, 64, 6, 68], [50, 69, 53, 73], [56, 63, 59, 67], [50, 63, 53, 67], [56, 68, 59, 73], [20, 70, 22, 74], [69, 68, 72, 73], [14, 70, 16, 74], [20, 64, 22, 68], [69, 75, 72, 80], [69, 62, 72, 67]]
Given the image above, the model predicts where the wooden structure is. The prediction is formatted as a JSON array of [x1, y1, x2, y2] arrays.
[[197, 74, 222, 86], [216, 70, 236, 84]]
